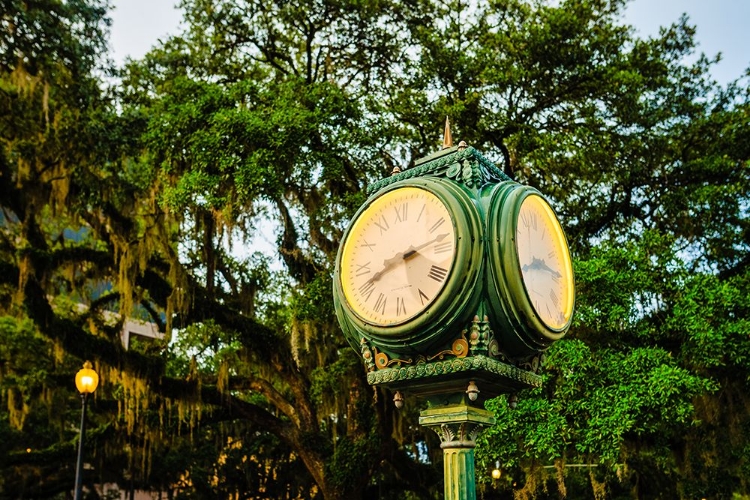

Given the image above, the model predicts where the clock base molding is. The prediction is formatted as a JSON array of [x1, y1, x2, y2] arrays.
[[366, 353, 541, 405], [357, 313, 546, 388]]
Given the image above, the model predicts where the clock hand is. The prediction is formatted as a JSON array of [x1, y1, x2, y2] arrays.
[[521, 257, 542, 273], [369, 233, 450, 282], [522, 257, 562, 278], [539, 261, 562, 278], [369, 259, 401, 283], [403, 233, 450, 260], [368, 252, 408, 283]]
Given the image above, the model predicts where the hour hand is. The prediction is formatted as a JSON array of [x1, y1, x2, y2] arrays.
[[370, 233, 451, 282], [369, 253, 405, 282], [523, 257, 561, 278]]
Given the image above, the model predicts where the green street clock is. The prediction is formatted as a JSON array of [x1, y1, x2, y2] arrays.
[[333, 141, 575, 398]]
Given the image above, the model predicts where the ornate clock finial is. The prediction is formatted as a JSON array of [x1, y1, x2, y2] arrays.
[[443, 116, 453, 149]]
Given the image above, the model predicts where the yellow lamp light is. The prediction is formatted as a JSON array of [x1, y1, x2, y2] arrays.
[[491, 460, 501, 480], [75, 361, 99, 394]]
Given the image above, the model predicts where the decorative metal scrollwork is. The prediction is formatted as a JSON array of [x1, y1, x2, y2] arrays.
[[360, 338, 376, 372], [518, 354, 544, 374], [373, 347, 412, 370], [427, 331, 469, 361]]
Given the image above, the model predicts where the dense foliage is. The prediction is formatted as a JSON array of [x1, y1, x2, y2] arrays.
[[0, 0, 748, 498]]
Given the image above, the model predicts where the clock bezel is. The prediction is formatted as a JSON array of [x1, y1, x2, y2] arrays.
[[334, 177, 483, 353], [339, 186, 457, 326], [485, 183, 575, 355]]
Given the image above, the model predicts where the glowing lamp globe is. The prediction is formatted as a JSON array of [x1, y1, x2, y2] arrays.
[[75, 361, 99, 394]]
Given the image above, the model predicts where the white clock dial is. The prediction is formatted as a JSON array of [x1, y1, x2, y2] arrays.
[[340, 187, 457, 326], [515, 194, 575, 330]]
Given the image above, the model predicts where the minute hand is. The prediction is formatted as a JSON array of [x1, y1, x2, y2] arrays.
[[402, 233, 450, 260]]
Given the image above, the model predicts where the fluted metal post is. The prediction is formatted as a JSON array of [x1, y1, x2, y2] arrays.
[[420, 403, 495, 500], [73, 393, 88, 500]]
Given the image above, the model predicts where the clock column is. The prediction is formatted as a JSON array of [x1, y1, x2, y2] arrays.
[[419, 403, 496, 500]]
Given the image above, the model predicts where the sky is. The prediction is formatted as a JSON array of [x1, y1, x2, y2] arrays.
[[109, 0, 750, 86]]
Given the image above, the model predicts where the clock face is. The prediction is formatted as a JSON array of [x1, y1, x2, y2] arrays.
[[515, 194, 575, 330], [340, 187, 457, 326]]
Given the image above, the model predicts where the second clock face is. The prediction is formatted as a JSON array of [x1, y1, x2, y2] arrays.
[[340, 187, 457, 326], [515, 194, 575, 330]]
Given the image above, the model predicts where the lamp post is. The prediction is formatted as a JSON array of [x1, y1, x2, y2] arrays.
[[74, 361, 98, 500]]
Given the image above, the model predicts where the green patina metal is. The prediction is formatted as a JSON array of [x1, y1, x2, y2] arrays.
[[366, 354, 542, 392], [335, 176, 485, 353], [419, 404, 496, 500], [366, 145, 511, 195]]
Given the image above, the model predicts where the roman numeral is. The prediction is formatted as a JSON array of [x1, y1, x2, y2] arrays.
[[429, 217, 445, 233], [428, 265, 448, 282], [549, 289, 559, 307], [520, 213, 529, 228], [374, 293, 387, 315], [355, 262, 371, 277], [359, 280, 375, 301], [394, 203, 408, 223], [374, 215, 390, 234], [434, 241, 452, 254], [418, 288, 430, 305], [416, 204, 426, 222], [361, 239, 375, 251], [396, 297, 407, 316]]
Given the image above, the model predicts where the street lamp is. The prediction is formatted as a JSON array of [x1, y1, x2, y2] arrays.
[[491, 461, 501, 480], [74, 361, 99, 500]]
